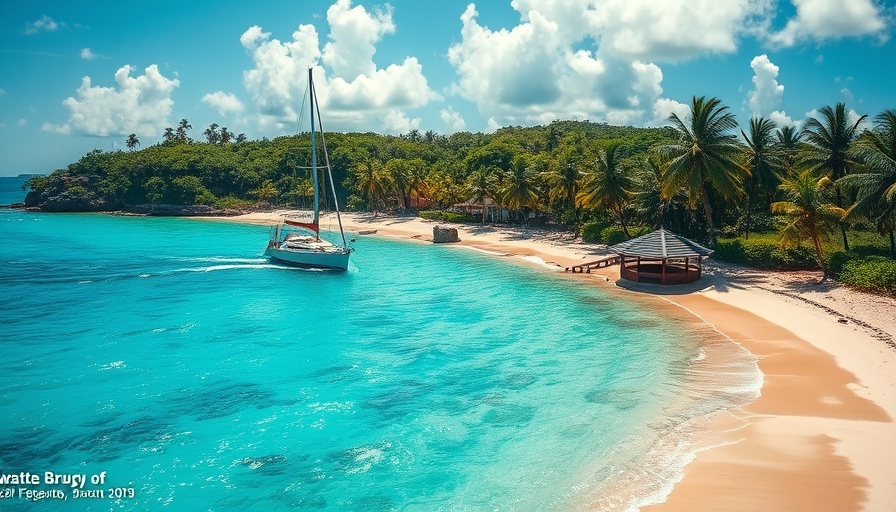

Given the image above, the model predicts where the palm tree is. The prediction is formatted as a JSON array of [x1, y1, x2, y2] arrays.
[[839, 109, 896, 257], [385, 159, 411, 210], [204, 123, 220, 144], [654, 96, 746, 245], [126, 133, 140, 151], [500, 156, 539, 224], [163, 127, 176, 142], [352, 157, 389, 213], [801, 103, 867, 251], [632, 155, 689, 232], [466, 166, 499, 224], [219, 126, 233, 145], [775, 125, 804, 170], [297, 179, 314, 209], [741, 117, 780, 237], [544, 148, 584, 227], [251, 180, 278, 205], [577, 143, 635, 237], [176, 118, 192, 142], [771, 170, 846, 278], [406, 158, 429, 209]]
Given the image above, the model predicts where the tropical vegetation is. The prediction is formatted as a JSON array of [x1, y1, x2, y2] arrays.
[[19, 101, 896, 295]]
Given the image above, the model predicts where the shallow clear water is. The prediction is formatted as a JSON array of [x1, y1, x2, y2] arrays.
[[0, 209, 759, 511]]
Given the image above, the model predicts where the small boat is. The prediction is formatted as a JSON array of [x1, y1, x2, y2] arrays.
[[357, 229, 377, 235], [265, 68, 353, 270]]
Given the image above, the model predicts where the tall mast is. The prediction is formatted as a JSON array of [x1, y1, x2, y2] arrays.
[[309, 68, 320, 231]]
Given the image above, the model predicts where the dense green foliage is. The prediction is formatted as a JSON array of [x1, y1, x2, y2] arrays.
[[21, 101, 896, 295], [580, 220, 611, 243], [419, 210, 472, 222], [837, 256, 896, 296], [600, 226, 629, 246], [24, 121, 678, 216], [714, 236, 818, 270]]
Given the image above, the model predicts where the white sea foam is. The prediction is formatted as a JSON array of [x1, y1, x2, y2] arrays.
[[174, 263, 280, 273]]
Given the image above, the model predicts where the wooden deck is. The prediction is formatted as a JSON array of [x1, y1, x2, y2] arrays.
[[565, 255, 621, 273]]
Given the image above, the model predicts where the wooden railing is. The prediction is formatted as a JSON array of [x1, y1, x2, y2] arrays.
[[565, 255, 621, 273]]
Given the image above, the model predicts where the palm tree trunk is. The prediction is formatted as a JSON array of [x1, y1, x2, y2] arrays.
[[701, 183, 717, 246], [835, 188, 850, 251], [810, 223, 827, 278], [616, 207, 631, 238]]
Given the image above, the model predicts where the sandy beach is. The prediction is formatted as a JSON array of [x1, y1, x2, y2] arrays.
[[224, 211, 896, 511]]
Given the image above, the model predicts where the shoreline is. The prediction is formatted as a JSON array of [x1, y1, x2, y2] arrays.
[[216, 210, 896, 511]]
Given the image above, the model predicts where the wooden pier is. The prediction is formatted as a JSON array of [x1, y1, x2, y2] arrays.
[[565, 255, 620, 273]]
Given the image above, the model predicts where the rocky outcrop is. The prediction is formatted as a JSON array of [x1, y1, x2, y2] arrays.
[[123, 204, 242, 216], [433, 225, 460, 243]]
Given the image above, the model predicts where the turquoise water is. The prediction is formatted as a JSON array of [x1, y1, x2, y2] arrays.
[[1, 176, 30, 205], [0, 209, 759, 511]]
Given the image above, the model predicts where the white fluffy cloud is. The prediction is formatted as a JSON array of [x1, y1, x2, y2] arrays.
[[650, 98, 691, 126], [80, 48, 98, 60], [448, 2, 689, 128], [448, 5, 563, 110], [588, 0, 756, 62], [748, 54, 784, 116], [440, 107, 466, 133], [445, 1, 780, 129], [747, 55, 794, 125], [240, 0, 438, 134], [43, 64, 179, 136], [769, 0, 889, 47], [322, 0, 394, 78], [769, 110, 795, 128], [446, 0, 892, 130], [202, 91, 245, 117], [382, 110, 420, 133]]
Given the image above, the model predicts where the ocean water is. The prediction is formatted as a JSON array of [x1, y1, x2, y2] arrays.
[[1, 176, 30, 205], [0, 208, 760, 511]]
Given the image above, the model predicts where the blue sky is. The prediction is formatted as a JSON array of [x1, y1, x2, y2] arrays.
[[1, 0, 894, 177]]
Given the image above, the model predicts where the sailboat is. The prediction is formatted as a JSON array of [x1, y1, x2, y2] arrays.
[[265, 68, 354, 270]]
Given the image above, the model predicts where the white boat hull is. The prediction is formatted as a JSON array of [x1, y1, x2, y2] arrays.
[[265, 245, 351, 270]]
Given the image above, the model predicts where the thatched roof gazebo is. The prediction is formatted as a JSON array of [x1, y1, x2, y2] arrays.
[[608, 229, 713, 285]]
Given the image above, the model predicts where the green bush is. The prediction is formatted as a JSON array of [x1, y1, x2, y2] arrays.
[[444, 212, 470, 222], [345, 194, 365, 212], [214, 195, 253, 210], [838, 256, 896, 296], [581, 220, 611, 243], [196, 191, 218, 206], [631, 225, 651, 237], [601, 226, 628, 245], [419, 210, 471, 222], [559, 208, 577, 226], [827, 251, 851, 277], [418, 210, 441, 220], [714, 238, 818, 270]]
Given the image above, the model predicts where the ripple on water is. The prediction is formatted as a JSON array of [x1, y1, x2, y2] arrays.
[[0, 212, 763, 511]]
